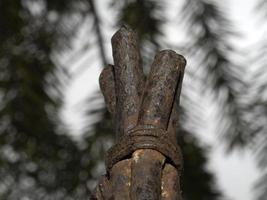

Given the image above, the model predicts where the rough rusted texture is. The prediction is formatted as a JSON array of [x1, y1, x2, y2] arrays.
[[139, 50, 186, 130], [110, 159, 131, 200], [131, 149, 165, 200], [99, 64, 116, 117], [91, 175, 112, 200], [167, 59, 185, 142], [106, 50, 184, 172], [111, 25, 144, 139], [105, 125, 183, 172], [92, 26, 186, 200], [161, 164, 182, 200]]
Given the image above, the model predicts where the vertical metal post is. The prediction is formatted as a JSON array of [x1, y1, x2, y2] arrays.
[[91, 26, 186, 200]]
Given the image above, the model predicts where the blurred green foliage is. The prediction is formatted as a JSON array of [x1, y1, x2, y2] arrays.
[[0, 0, 266, 199]]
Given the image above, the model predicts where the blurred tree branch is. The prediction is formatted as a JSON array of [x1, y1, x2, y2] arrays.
[[1, 0, 267, 199], [87, 0, 107, 65], [180, 0, 249, 149]]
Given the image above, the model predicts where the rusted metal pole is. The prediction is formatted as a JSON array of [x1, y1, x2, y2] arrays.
[[111, 25, 144, 139], [91, 26, 186, 200]]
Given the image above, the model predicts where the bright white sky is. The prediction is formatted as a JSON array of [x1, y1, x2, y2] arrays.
[[61, 0, 262, 199]]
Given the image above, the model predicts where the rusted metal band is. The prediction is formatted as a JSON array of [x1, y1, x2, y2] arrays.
[[105, 125, 183, 172]]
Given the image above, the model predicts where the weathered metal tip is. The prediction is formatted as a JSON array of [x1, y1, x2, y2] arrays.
[[111, 25, 135, 43], [156, 49, 181, 59], [156, 50, 186, 70]]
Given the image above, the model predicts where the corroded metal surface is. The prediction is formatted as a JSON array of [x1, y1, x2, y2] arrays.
[[131, 149, 165, 200], [110, 159, 131, 199], [92, 25, 186, 200], [99, 64, 116, 117], [91, 175, 112, 200], [111, 25, 144, 139], [161, 164, 182, 200], [139, 50, 186, 129]]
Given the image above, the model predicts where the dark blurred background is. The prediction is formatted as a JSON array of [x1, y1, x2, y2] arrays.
[[0, 0, 267, 199]]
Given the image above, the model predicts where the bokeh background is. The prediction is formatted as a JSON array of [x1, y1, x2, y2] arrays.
[[0, 0, 266, 199]]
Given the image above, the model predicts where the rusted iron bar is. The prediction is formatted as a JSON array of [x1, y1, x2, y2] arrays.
[[161, 164, 182, 200], [91, 26, 186, 200], [131, 149, 165, 200], [111, 25, 144, 138], [138, 50, 184, 129], [130, 50, 184, 200], [110, 159, 132, 199]]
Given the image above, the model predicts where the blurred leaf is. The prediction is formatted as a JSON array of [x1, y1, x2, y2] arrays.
[[180, 0, 249, 150]]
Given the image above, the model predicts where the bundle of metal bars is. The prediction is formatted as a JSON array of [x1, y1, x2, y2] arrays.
[[91, 26, 186, 200]]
